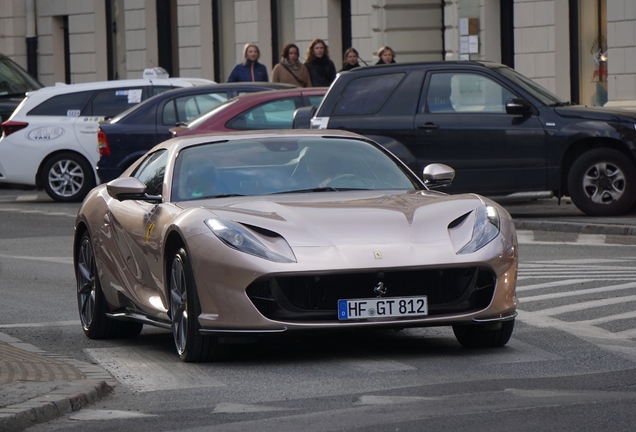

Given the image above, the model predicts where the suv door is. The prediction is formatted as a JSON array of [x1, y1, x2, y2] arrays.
[[414, 70, 547, 194], [317, 71, 424, 172]]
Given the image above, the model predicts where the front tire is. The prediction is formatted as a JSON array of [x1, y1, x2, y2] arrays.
[[169, 248, 227, 362], [567, 148, 636, 216], [453, 320, 514, 348], [42, 152, 95, 202], [76, 231, 143, 339]]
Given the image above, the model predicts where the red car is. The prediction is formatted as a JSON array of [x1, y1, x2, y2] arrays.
[[171, 87, 327, 137]]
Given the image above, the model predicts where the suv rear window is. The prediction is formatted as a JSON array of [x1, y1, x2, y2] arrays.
[[28, 91, 94, 116], [333, 73, 405, 116]]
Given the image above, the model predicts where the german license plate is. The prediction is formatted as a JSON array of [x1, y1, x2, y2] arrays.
[[338, 297, 428, 320]]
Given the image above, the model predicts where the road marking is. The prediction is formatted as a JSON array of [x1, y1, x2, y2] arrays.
[[69, 410, 157, 420], [213, 403, 291, 413], [16, 195, 39, 202], [0, 254, 73, 264], [520, 282, 636, 302], [516, 279, 594, 292], [516, 231, 636, 246], [85, 347, 226, 392], [0, 320, 79, 329], [354, 395, 441, 405]]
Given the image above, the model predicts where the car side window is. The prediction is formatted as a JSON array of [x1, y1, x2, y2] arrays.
[[27, 91, 94, 116], [332, 73, 405, 116], [173, 93, 229, 123], [423, 73, 516, 114], [308, 95, 324, 107], [90, 88, 145, 118], [226, 97, 303, 130], [133, 149, 168, 196]]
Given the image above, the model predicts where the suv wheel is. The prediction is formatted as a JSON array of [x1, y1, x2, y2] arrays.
[[567, 148, 636, 216], [42, 152, 95, 202]]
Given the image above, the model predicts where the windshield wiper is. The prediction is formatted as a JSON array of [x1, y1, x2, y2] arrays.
[[548, 101, 573, 107], [210, 193, 246, 198], [272, 187, 340, 194]]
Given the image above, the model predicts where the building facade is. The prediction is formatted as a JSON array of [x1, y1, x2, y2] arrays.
[[1, 0, 634, 109]]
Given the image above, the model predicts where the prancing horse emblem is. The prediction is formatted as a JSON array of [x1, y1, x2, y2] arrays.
[[374, 281, 387, 297]]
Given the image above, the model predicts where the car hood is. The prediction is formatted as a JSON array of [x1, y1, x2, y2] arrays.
[[554, 105, 636, 123], [185, 191, 486, 248]]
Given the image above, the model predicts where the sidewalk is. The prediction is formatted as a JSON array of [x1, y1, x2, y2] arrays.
[[0, 332, 114, 432], [1, 196, 635, 431], [500, 197, 636, 238]]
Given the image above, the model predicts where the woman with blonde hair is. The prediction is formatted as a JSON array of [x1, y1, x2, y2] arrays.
[[340, 47, 361, 72], [271, 43, 312, 87], [227, 43, 268, 82], [376, 46, 396, 65], [304, 38, 337, 87]]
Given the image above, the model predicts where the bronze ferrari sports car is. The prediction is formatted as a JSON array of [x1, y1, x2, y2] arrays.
[[74, 130, 519, 362]]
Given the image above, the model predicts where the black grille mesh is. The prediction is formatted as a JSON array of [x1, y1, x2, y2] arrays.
[[246, 267, 495, 320]]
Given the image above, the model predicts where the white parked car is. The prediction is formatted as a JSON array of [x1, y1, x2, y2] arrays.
[[0, 71, 214, 202]]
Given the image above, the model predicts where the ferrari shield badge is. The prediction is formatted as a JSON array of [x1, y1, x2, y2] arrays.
[[145, 222, 155, 243]]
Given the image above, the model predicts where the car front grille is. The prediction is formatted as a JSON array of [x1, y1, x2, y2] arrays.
[[246, 267, 495, 322]]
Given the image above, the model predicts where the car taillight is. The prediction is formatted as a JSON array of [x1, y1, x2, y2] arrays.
[[97, 129, 111, 156], [1, 121, 29, 137]]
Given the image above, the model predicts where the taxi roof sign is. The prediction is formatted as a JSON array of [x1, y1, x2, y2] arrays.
[[142, 67, 169, 80]]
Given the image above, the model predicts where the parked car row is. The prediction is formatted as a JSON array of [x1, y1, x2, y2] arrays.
[[0, 70, 214, 201], [96, 84, 325, 183], [3, 60, 636, 217]]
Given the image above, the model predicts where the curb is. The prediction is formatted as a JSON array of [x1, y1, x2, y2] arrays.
[[0, 380, 112, 432], [0, 332, 116, 431], [513, 219, 636, 236]]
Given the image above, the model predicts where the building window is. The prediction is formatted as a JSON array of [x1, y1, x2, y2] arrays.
[[157, 0, 179, 77]]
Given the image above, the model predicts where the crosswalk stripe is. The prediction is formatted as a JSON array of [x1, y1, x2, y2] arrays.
[[520, 282, 636, 302], [522, 294, 636, 317], [517, 279, 594, 292]]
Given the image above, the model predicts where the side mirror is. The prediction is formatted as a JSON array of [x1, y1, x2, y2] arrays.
[[423, 163, 455, 188], [106, 177, 162, 202], [292, 105, 317, 129], [505, 98, 532, 116]]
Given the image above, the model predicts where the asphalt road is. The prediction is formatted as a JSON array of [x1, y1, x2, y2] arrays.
[[2, 190, 636, 431]]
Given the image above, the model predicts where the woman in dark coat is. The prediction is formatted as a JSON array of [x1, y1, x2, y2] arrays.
[[375, 46, 396, 65], [227, 43, 268, 82], [340, 47, 361, 72], [304, 39, 337, 87]]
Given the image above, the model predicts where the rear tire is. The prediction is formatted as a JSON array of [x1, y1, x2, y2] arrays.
[[76, 231, 143, 339], [453, 320, 514, 348], [169, 248, 228, 362], [42, 152, 95, 202], [567, 148, 636, 216]]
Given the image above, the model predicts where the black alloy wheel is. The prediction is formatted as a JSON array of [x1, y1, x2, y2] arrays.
[[169, 247, 227, 362], [76, 231, 143, 339]]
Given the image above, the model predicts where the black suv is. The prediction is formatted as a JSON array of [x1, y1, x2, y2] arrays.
[[303, 61, 636, 216], [0, 53, 42, 121]]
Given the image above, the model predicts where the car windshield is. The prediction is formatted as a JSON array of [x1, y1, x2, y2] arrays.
[[0, 56, 42, 96], [171, 136, 421, 201], [184, 98, 237, 129], [492, 65, 564, 106]]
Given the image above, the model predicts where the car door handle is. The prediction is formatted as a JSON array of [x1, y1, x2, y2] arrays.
[[417, 123, 439, 130]]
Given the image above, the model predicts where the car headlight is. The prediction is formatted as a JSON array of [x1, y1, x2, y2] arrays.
[[457, 205, 500, 254], [205, 218, 295, 263]]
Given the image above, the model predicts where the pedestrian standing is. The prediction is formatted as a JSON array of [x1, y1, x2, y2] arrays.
[[227, 43, 268, 82], [304, 39, 337, 87], [340, 47, 361, 72], [375, 46, 396, 65], [271, 44, 312, 87]]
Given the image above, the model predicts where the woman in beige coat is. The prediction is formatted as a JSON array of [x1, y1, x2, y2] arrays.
[[271, 44, 312, 87]]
